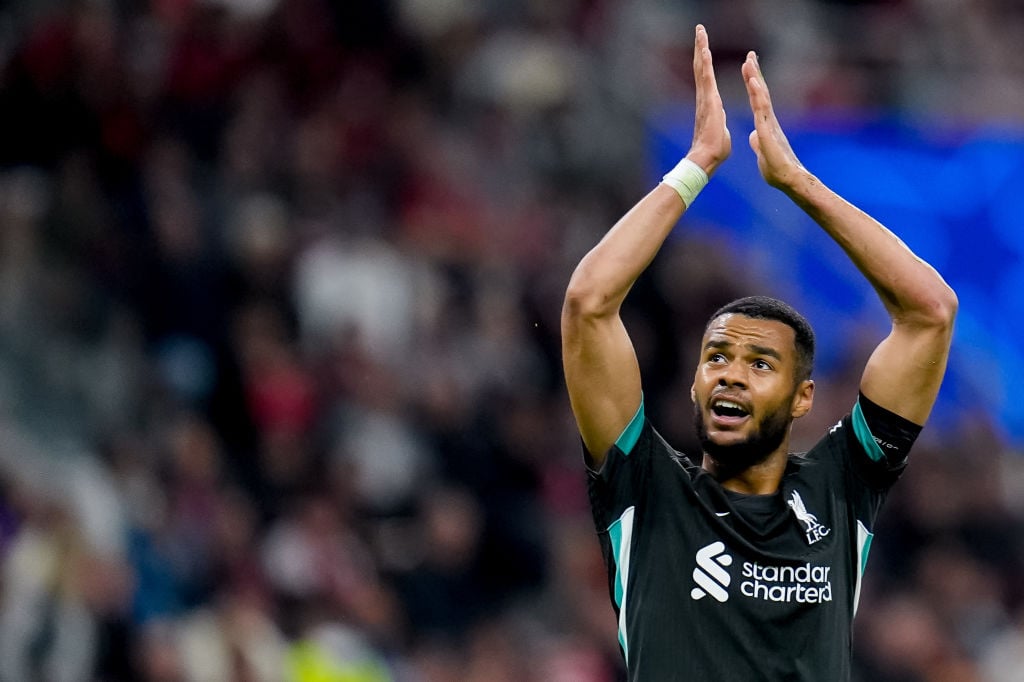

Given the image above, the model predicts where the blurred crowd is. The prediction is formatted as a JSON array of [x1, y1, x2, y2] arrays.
[[1, 0, 1023, 680]]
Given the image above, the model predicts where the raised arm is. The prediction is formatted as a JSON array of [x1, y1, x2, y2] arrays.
[[741, 52, 957, 425], [562, 25, 731, 466]]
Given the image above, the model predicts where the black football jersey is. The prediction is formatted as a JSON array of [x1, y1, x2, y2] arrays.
[[587, 398, 905, 681]]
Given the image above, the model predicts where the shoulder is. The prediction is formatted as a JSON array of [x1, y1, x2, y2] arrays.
[[799, 399, 910, 490], [589, 400, 693, 471], [586, 404, 699, 519]]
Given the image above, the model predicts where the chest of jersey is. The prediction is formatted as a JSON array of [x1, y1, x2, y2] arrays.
[[615, 452, 858, 679], [588, 411, 896, 680], [645, 469, 850, 598]]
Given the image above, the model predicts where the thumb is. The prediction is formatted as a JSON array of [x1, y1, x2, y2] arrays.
[[748, 129, 760, 155]]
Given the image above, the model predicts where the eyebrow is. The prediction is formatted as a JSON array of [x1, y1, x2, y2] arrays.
[[705, 339, 783, 361]]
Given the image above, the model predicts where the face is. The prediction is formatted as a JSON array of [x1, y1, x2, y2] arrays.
[[691, 314, 814, 471]]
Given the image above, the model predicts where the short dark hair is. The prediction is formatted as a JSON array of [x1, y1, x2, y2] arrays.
[[707, 296, 815, 382]]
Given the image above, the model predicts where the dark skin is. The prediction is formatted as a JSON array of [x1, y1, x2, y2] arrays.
[[690, 314, 813, 494], [561, 25, 956, 494]]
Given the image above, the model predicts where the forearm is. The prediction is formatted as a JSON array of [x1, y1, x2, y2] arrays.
[[565, 184, 686, 317], [782, 170, 957, 325], [567, 23, 726, 319], [561, 182, 685, 461]]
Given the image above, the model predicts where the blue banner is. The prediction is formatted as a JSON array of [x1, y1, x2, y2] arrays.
[[651, 108, 1024, 445]]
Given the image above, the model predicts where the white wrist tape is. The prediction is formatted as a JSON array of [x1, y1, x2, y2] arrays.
[[661, 158, 709, 208]]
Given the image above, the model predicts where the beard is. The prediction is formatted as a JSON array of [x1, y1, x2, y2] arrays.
[[693, 400, 793, 474]]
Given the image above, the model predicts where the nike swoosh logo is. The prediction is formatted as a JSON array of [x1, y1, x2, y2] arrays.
[[715, 511, 731, 517]]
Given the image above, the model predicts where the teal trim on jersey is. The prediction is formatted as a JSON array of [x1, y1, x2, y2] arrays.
[[614, 399, 645, 456], [860, 531, 874, 575], [609, 518, 625, 606], [608, 506, 636, 663], [851, 399, 886, 462], [853, 520, 874, 616]]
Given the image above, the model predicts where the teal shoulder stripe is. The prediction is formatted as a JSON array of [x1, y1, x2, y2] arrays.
[[851, 399, 885, 462], [614, 399, 645, 456]]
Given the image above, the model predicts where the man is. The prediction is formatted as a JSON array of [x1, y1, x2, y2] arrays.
[[561, 25, 957, 680]]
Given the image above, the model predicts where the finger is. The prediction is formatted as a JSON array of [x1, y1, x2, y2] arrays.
[[694, 27, 721, 101], [748, 51, 763, 78], [744, 72, 766, 110], [695, 24, 709, 54], [693, 25, 706, 78], [694, 26, 713, 84], [742, 53, 762, 94], [744, 50, 768, 88], [702, 45, 720, 93], [743, 56, 773, 123]]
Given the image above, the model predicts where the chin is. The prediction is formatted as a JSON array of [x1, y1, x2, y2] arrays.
[[694, 407, 790, 472], [705, 441, 775, 471], [706, 431, 751, 450]]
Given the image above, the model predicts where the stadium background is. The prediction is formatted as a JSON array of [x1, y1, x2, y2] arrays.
[[0, 1, 1022, 680]]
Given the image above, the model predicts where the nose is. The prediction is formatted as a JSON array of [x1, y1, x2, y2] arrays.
[[717, 363, 748, 389]]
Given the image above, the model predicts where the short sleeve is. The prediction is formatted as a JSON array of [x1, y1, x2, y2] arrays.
[[847, 395, 915, 490], [586, 400, 654, 532], [810, 401, 907, 534]]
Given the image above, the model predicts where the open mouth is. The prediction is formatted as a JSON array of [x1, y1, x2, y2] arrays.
[[711, 398, 750, 423]]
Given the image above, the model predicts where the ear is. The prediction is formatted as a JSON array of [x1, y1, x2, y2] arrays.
[[790, 379, 814, 419], [690, 383, 697, 404]]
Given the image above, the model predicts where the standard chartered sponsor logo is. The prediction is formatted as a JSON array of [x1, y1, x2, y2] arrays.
[[690, 542, 732, 602], [690, 543, 834, 604], [740, 561, 833, 604]]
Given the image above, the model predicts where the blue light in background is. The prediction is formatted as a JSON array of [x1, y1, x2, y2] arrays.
[[651, 109, 1024, 445]]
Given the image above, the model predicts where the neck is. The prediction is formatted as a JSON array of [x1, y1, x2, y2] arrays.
[[702, 447, 790, 495]]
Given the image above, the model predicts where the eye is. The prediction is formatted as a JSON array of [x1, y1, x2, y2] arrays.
[[708, 352, 727, 364], [753, 359, 773, 371]]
